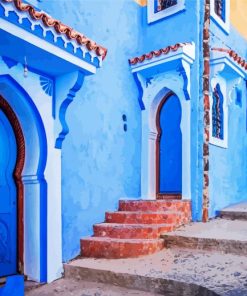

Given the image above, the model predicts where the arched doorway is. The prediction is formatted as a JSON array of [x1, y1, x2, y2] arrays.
[[156, 92, 182, 198], [0, 95, 25, 277]]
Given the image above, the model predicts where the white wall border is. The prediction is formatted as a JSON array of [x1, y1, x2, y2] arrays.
[[210, 0, 230, 34], [147, 0, 185, 24]]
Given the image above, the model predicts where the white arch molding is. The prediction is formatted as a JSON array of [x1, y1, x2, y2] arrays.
[[130, 43, 195, 200]]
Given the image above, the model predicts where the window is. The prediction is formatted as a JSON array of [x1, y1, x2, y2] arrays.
[[211, 0, 229, 33], [155, 0, 178, 13], [147, 0, 185, 24], [214, 0, 225, 21], [212, 83, 224, 140]]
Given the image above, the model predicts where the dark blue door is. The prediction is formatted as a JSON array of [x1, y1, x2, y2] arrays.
[[159, 94, 182, 193], [0, 110, 17, 277]]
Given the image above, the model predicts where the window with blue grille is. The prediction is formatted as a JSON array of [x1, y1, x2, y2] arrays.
[[214, 0, 226, 22], [147, 0, 185, 23], [211, 0, 229, 33], [154, 0, 178, 13], [212, 83, 224, 140]]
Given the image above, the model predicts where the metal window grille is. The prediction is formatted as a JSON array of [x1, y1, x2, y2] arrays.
[[214, 0, 225, 21], [212, 84, 224, 140], [156, 0, 178, 12]]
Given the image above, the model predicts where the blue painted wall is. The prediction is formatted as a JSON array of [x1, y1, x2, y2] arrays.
[[209, 22, 247, 217], [38, 0, 204, 261], [38, 0, 142, 261], [37, 0, 247, 261]]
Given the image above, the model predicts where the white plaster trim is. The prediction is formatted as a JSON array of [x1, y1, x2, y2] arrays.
[[210, 0, 230, 34], [209, 50, 245, 148], [130, 43, 195, 200], [147, 0, 185, 24], [0, 18, 97, 74]]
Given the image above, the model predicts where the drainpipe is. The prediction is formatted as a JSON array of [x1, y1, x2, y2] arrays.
[[202, 0, 210, 222]]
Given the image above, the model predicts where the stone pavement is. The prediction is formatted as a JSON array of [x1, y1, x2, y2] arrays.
[[220, 202, 247, 220], [162, 218, 247, 256], [26, 202, 247, 296], [25, 278, 160, 296], [63, 247, 247, 296]]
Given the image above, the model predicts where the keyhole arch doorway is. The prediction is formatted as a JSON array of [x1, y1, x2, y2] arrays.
[[155, 91, 182, 199], [0, 95, 25, 275]]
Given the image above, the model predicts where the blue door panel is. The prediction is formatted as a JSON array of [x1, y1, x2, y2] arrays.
[[159, 95, 182, 193], [0, 110, 17, 277]]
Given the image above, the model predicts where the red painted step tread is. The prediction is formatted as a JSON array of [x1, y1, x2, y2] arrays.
[[94, 223, 175, 228], [81, 237, 165, 258], [93, 223, 175, 239], [106, 211, 182, 215], [119, 200, 191, 212], [81, 237, 164, 243], [105, 211, 184, 224]]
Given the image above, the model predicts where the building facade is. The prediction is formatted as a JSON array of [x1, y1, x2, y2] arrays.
[[0, 0, 246, 283]]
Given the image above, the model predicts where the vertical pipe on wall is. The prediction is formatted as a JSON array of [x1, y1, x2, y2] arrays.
[[202, 0, 210, 222]]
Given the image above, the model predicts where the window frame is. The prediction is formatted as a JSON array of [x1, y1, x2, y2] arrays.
[[209, 80, 228, 149], [210, 0, 230, 34], [147, 0, 185, 24]]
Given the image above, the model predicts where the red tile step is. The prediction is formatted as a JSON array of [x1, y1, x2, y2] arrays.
[[80, 199, 191, 259], [80, 237, 164, 259], [105, 211, 182, 225], [119, 199, 191, 212], [93, 223, 175, 239], [156, 193, 182, 200]]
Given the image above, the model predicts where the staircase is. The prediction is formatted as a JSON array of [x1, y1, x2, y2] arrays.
[[161, 201, 247, 256], [80, 199, 191, 258]]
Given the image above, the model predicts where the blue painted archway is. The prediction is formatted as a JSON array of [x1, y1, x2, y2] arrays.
[[0, 75, 48, 282], [156, 93, 182, 195]]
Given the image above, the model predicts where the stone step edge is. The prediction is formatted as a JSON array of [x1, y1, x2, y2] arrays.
[[63, 263, 218, 296], [220, 211, 247, 220], [161, 234, 247, 256]]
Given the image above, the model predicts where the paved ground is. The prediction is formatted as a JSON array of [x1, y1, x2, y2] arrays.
[[26, 203, 247, 296], [63, 248, 247, 295], [162, 218, 247, 241], [26, 278, 161, 296], [222, 202, 247, 213]]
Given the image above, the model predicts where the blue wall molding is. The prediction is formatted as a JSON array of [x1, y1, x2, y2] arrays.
[[130, 42, 195, 201], [210, 49, 246, 148], [55, 71, 84, 149]]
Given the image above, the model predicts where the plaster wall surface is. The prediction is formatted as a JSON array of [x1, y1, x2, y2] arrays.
[[38, 0, 204, 261], [209, 19, 247, 217], [38, 0, 142, 262]]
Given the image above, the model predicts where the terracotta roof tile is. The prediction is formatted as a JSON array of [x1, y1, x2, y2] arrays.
[[129, 43, 189, 66], [212, 48, 247, 70], [2, 0, 107, 60]]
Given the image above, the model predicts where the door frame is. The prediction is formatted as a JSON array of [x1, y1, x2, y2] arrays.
[[0, 95, 25, 274], [155, 92, 182, 200]]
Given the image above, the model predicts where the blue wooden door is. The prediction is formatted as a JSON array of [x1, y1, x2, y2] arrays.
[[0, 110, 17, 277], [159, 94, 182, 193]]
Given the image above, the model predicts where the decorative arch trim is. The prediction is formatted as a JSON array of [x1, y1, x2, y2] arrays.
[[130, 43, 194, 200], [0, 95, 25, 273]]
